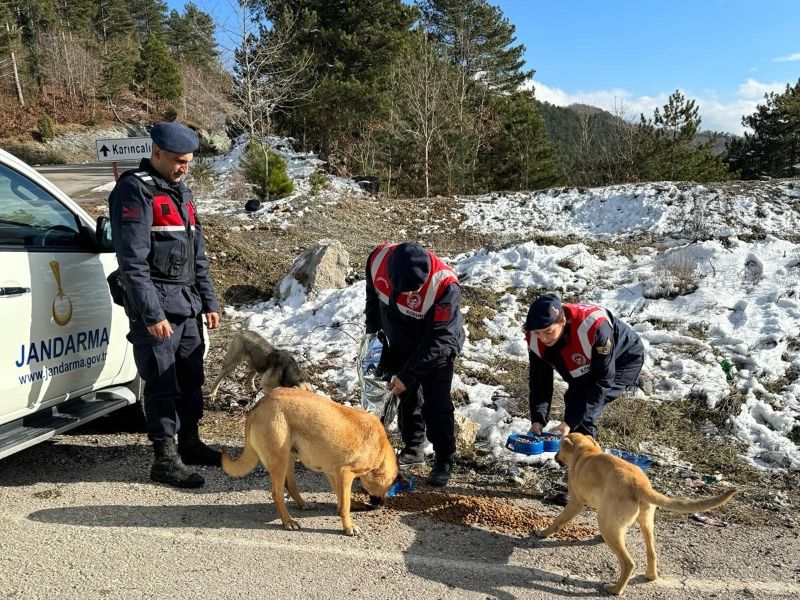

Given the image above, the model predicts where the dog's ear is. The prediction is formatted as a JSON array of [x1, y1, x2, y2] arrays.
[[561, 437, 574, 451]]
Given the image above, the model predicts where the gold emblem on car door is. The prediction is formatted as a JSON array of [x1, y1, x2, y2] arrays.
[[50, 260, 73, 326]]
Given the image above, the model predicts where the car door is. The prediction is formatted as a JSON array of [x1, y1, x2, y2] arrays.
[[0, 158, 129, 423]]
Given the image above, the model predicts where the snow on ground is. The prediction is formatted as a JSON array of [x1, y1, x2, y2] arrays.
[[460, 181, 800, 241], [203, 142, 800, 471], [192, 134, 364, 224]]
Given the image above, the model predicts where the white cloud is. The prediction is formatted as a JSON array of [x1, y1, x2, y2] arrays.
[[529, 78, 791, 135], [774, 53, 800, 62], [737, 78, 787, 99]]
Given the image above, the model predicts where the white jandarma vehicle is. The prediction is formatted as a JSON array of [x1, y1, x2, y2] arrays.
[[0, 148, 140, 459]]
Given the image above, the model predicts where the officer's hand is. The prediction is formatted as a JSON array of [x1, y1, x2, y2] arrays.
[[553, 421, 570, 437], [388, 376, 406, 395], [529, 422, 544, 435], [205, 312, 220, 330], [147, 320, 174, 340]]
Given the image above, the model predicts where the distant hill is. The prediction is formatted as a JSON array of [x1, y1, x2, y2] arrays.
[[536, 101, 735, 181], [695, 130, 736, 155]]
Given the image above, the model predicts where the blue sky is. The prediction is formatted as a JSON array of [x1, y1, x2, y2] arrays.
[[169, 0, 800, 134]]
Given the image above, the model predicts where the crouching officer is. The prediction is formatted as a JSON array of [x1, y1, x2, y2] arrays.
[[108, 122, 221, 488], [365, 242, 465, 487], [525, 293, 645, 438]]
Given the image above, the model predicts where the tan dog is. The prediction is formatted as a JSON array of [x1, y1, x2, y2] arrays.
[[221, 387, 399, 536], [536, 433, 736, 595]]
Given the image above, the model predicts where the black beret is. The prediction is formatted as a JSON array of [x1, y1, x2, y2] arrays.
[[388, 243, 431, 292], [525, 292, 563, 330], [150, 122, 199, 153]]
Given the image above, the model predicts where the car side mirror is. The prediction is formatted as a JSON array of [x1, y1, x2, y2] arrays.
[[95, 216, 113, 250]]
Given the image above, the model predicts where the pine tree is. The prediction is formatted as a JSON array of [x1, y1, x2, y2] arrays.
[[480, 91, 558, 191], [135, 33, 183, 109], [420, 0, 531, 93], [130, 0, 167, 42], [241, 141, 293, 201], [637, 90, 731, 182], [728, 79, 800, 179], [54, 0, 95, 35], [417, 0, 532, 193], [261, 0, 416, 160], [97, 0, 135, 48], [165, 2, 218, 69], [101, 36, 137, 98]]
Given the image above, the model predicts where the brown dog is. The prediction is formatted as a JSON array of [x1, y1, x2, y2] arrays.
[[536, 433, 736, 595], [221, 387, 399, 536]]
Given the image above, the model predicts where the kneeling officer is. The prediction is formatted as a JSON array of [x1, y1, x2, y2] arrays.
[[525, 293, 645, 438]]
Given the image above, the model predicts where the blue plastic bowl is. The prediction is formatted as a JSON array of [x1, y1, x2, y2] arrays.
[[505, 433, 544, 455], [531, 433, 562, 453], [386, 474, 415, 497], [606, 448, 653, 472]]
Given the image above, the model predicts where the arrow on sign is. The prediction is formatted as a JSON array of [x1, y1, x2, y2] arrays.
[[99, 145, 110, 158]]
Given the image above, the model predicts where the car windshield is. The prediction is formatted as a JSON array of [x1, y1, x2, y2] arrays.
[[0, 162, 80, 248]]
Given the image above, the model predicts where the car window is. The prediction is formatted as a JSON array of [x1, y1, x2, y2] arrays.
[[0, 163, 81, 249]]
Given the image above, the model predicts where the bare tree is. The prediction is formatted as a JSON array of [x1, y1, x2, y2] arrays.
[[390, 28, 456, 198], [1, 20, 24, 106], [180, 64, 235, 130], [38, 31, 103, 108], [219, 1, 316, 201]]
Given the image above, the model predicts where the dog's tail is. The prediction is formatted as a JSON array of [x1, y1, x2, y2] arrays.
[[221, 424, 259, 477], [643, 488, 737, 513]]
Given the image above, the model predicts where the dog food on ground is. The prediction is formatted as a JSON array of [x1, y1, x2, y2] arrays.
[[356, 491, 595, 541]]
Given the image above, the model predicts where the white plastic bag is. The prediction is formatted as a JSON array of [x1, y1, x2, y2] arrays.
[[357, 334, 398, 427]]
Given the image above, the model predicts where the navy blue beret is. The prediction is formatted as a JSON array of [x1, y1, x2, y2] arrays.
[[150, 122, 199, 153], [525, 292, 563, 330], [388, 243, 431, 292]]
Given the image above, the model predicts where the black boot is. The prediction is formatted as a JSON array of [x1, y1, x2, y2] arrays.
[[427, 455, 452, 487], [178, 424, 222, 467], [151, 439, 204, 488]]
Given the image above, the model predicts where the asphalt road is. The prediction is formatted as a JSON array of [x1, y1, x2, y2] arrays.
[[1, 423, 799, 600], [34, 163, 137, 201]]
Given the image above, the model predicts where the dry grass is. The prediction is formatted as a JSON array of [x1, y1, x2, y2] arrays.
[[460, 287, 503, 341]]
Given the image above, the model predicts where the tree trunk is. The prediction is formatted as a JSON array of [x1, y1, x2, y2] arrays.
[[424, 142, 430, 198], [6, 23, 24, 106], [11, 50, 24, 106]]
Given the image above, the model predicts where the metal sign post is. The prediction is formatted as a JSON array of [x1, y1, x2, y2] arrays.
[[95, 137, 152, 181]]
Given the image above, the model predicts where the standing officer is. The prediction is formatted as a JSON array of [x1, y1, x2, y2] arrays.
[[108, 122, 221, 488], [365, 242, 465, 487], [525, 292, 645, 438]]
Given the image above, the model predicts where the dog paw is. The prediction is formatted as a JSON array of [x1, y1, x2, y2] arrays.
[[343, 524, 362, 536], [603, 583, 623, 596], [282, 519, 301, 531], [534, 529, 549, 539], [645, 571, 659, 582], [297, 501, 317, 511]]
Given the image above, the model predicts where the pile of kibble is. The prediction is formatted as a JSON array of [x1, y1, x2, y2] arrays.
[[356, 491, 596, 541]]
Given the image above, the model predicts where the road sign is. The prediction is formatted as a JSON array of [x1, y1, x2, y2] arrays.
[[95, 137, 152, 163]]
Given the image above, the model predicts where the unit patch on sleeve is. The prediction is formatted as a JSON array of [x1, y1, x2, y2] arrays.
[[121, 203, 142, 222], [595, 339, 613, 355], [434, 303, 452, 322]]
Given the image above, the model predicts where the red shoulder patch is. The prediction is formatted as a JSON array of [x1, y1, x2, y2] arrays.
[[434, 303, 452, 322], [121, 203, 141, 222]]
